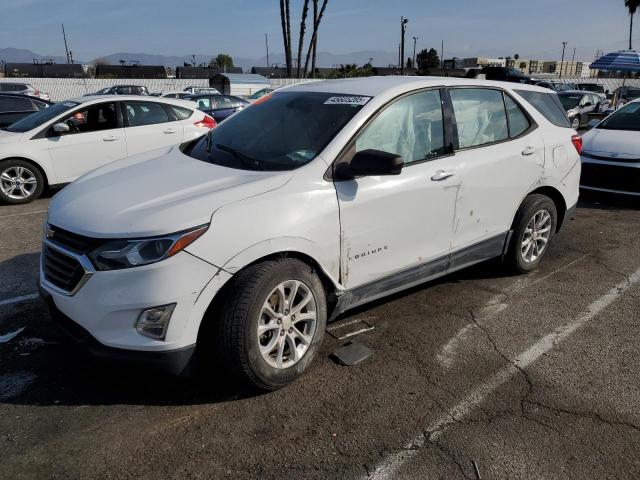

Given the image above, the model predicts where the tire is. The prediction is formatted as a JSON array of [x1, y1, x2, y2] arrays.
[[215, 258, 327, 390], [505, 194, 557, 274], [570, 116, 580, 130], [0, 159, 44, 204]]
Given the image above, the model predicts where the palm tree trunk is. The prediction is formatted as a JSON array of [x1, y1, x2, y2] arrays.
[[297, 0, 310, 78], [285, 0, 292, 77], [630, 11, 634, 50], [279, 0, 290, 76], [303, 0, 328, 78]]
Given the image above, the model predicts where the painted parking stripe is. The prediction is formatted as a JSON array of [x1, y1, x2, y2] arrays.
[[0, 209, 47, 219], [367, 267, 640, 480], [0, 293, 40, 307]]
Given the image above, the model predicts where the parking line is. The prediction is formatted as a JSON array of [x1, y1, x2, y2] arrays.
[[0, 209, 47, 219], [367, 267, 640, 480], [0, 293, 40, 307]]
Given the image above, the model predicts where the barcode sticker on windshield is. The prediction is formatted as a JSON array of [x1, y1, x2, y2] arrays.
[[324, 96, 371, 106]]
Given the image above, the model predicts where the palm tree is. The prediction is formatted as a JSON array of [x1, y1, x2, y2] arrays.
[[296, 0, 310, 78], [279, 0, 292, 77], [625, 0, 640, 49], [303, 0, 328, 77]]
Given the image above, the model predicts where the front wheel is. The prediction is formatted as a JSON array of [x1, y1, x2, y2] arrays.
[[0, 159, 44, 204], [570, 116, 580, 130], [506, 194, 557, 273], [214, 258, 327, 390]]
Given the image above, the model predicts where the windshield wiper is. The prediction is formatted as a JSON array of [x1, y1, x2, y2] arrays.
[[216, 143, 263, 170]]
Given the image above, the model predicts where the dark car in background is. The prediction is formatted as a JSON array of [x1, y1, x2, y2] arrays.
[[0, 93, 52, 128], [187, 94, 249, 123], [478, 66, 533, 84], [557, 90, 603, 129], [85, 85, 150, 96]]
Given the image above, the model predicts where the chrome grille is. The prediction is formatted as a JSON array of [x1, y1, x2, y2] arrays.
[[47, 225, 99, 254], [42, 244, 89, 294]]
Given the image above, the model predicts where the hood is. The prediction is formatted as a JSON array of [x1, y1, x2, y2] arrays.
[[0, 129, 23, 144], [48, 146, 293, 238], [581, 128, 640, 158]]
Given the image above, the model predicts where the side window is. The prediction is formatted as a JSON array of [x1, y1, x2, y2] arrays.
[[58, 102, 118, 134], [0, 96, 33, 111], [169, 105, 193, 120], [514, 90, 571, 128], [195, 97, 212, 110], [354, 89, 445, 165], [124, 101, 171, 127], [504, 95, 530, 137], [450, 88, 508, 148]]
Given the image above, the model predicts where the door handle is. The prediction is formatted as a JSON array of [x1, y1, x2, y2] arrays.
[[431, 169, 456, 181], [163, 128, 176, 134], [522, 145, 536, 156], [102, 135, 117, 142]]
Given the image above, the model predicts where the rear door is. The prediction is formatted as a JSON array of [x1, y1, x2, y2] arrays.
[[43, 101, 127, 182], [122, 100, 185, 156], [446, 87, 545, 252]]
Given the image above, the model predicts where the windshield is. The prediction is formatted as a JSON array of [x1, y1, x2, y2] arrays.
[[558, 94, 582, 110], [622, 88, 640, 100], [598, 101, 640, 131], [4, 101, 79, 132], [187, 91, 369, 171]]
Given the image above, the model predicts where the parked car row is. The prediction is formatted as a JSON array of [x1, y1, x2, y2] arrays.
[[0, 96, 215, 203]]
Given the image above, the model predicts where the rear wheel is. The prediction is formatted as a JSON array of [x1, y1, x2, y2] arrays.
[[506, 194, 557, 273], [570, 116, 580, 129], [214, 258, 326, 390], [0, 159, 44, 204]]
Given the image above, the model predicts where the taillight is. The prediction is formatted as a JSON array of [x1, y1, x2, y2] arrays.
[[194, 115, 217, 129], [571, 134, 582, 154]]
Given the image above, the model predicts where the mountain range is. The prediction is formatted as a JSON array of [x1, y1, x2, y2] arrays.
[[0, 47, 401, 71]]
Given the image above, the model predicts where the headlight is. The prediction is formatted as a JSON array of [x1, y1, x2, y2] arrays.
[[88, 225, 208, 271]]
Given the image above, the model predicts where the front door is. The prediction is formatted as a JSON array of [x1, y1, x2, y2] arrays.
[[334, 89, 460, 289], [44, 101, 126, 183]]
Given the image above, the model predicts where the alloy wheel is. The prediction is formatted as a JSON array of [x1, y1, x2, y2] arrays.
[[0, 166, 37, 200], [257, 280, 317, 369], [521, 209, 552, 263]]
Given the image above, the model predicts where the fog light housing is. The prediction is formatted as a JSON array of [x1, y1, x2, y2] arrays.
[[135, 304, 176, 340]]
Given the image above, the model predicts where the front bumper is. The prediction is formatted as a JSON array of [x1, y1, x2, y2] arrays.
[[43, 293, 195, 375], [40, 244, 233, 367], [580, 158, 640, 196]]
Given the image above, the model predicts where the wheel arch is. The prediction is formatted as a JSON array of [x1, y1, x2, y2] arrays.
[[527, 185, 567, 232], [0, 156, 51, 190]]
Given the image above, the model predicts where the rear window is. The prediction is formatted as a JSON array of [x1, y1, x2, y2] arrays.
[[169, 105, 193, 120], [515, 90, 571, 128]]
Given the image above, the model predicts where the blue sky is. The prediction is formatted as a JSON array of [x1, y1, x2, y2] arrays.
[[0, 0, 637, 61]]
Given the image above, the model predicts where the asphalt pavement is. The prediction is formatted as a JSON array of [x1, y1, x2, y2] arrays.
[[1, 191, 639, 480]]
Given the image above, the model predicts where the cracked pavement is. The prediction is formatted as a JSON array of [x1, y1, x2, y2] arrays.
[[1, 191, 639, 480]]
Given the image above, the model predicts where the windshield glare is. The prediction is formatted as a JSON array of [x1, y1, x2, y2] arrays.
[[598, 101, 640, 131], [558, 95, 581, 110], [187, 91, 369, 171], [4, 101, 79, 133]]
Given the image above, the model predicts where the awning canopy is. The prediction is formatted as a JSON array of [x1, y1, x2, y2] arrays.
[[590, 50, 640, 72]]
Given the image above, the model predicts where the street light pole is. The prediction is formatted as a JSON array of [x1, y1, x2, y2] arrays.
[[559, 41, 567, 79], [412, 36, 418, 70], [400, 16, 408, 75]]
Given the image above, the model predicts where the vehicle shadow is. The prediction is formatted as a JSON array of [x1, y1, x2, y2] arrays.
[[578, 189, 640, 211]]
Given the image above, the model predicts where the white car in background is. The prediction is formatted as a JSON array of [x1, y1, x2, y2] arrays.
[[41, 77, 580, 390], [0, 95, 216, 204], [160, 91, 193, 99], [183, 86, 220, 95], [0, 82, 51, 101], [580, 98, 640, 196]]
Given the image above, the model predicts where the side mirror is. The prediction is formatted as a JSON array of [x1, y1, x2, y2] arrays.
[[335, 149, 403, 180], [52, 122, 70, 134]]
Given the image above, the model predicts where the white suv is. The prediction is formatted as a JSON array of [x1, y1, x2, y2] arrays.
[[40, 77, 581, 389]]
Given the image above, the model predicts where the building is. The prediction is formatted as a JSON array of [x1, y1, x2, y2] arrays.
[[542, 61, 585, 77], [462, 57, 506, 68], [443, 58, 464, 70]]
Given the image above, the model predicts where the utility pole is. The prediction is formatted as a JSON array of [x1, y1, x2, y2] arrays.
[[441, 40, 444, 69], [412, 36, 418, 70], [62, 24, 71, 64], [400, 16, 408, 75], [559, 41, 567, 79], [265, 33, 270, 70]]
